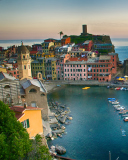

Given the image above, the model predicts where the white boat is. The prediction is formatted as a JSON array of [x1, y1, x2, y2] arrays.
[[113, 104, 120, 108], [116, 106, 125, 111], [112, 101, 119, 104]]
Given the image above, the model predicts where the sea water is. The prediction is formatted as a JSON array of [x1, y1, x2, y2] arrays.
[[47, 86, 128, 160], [112, 38, 128, 62]]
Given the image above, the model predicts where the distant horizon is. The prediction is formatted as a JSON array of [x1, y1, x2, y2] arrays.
[[1, 37, 128, 41], [1, 0, 128, 40]]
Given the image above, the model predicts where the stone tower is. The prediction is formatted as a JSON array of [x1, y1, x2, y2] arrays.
[[17, 43, 32, 80], [81, 24, 87, 36]]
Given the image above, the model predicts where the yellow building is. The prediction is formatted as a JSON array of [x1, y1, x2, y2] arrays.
[[11, 105, 43, 139], [51, 60, 56, 80], [0, 66, 7, 73], [42, 42, 54, 55]]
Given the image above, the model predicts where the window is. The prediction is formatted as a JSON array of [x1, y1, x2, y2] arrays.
[[41, 93, 45, 96], [14, 72, 16, 74], [24, 65, 26, 69], [4, 85, 10, 89], [29, 88, 37, 93], [21, 119, 29, 128]]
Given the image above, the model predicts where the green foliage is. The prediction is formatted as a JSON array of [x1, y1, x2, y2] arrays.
[[26, 134, 52, 160], [0, 101, 32, 160]]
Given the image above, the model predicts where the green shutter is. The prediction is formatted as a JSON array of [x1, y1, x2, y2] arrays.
[[27, 119, 30, 128]]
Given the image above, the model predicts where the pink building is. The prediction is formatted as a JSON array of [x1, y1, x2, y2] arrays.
[[80, 40, 93, 51], [64, 58, 87, 80], [108, 52, 117, 74], [7, 69, 19, 79], [56, 54, 70, 80], [64, 54, 117, 82], [87, 56, 112, 82]]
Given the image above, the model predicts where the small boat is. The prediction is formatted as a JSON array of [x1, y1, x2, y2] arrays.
[[116, 106, 125, 111], [115, 87, 121, 90], [112, 101, 119, 104], [82, 87, 90, 90], [113, 104, 120, 108], [108, 98, 116, 100], [121, 129, 126, 136], [120, 87, 127, 91], [123, 117, 128, 122], [122, 114, 128, 117]]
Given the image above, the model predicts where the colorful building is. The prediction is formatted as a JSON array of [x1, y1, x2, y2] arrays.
[[94, 43, 112, 50], [10, 105, 43, 139], [30, 51, 38, 60], [87, 56, 112, 82], [51, 60, 57, 80], [61, 37, 71, 46], [32, 44, 42, 52], [45, 57, 57, 80], [108, 52, 118, 74], [64, 58, 87, 80], [31, 58, 45, 79], [7, 68, 19, 79], [56, 54, 70, 80], [80, 40, 93, 51], [42, 42, 54, 55]]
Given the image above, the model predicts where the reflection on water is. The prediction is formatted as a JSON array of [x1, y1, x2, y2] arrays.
[[47, 86, 128, 160]]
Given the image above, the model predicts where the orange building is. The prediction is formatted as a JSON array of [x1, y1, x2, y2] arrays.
[[61, 37, 71, 46], [11, 105, 43, 139]]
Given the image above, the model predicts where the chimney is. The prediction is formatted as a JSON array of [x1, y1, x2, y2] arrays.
[[24, 103, 27, 108]]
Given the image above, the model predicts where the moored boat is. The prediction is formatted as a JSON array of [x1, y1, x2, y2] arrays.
[[115, 87, 121, 90], [123, 117, 128, 122], [116, 106, 125, 111], [82, 87, 90, 90], [112, 101, 119, 104], [113, 104, 120, 108]]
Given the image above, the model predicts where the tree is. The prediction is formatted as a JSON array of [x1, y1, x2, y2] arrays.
[[59, 31, 63, 39], [0, 101, 32, 160], [26, 134, 52, 160]]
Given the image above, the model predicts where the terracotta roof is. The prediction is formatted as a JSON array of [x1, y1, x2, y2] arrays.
[[15, 113, 24, 120], [69, 57, 87, 61], [10, 106, 42, 113], [30, 51, 38, 54]]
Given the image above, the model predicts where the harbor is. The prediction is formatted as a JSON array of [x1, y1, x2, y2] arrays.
[[47, 85, 128, 160]]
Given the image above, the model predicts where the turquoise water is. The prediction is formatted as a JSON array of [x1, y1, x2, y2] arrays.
[[48, 86, 128, 160]]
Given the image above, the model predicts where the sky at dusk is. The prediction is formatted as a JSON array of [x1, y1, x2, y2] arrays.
[[1, 0, 128, 40]]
